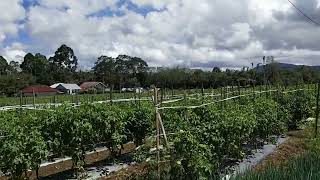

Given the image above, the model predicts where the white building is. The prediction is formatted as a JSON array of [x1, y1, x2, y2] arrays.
[[50, 83, 81, 95]]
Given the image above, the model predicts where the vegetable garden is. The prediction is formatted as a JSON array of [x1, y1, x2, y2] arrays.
[[0, 84, 317, 179]]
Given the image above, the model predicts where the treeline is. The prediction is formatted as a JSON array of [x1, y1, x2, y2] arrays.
[[0, 44, 320, 96]]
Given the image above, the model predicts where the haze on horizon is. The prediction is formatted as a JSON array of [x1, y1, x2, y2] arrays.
[[1, 0, 320, 70]]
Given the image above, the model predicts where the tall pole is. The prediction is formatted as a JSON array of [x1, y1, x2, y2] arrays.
[[315, 83, 320, 138], [154, 86, 160, 180]]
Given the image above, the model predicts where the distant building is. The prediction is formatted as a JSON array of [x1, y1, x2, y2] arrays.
[[121, 87, 144, 93], [21, 85, 59, 96], [80, 82, 109, 93], [51, 83, 81, 95]]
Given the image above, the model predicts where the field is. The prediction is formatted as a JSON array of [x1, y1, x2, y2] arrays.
[[0, 88, 219, 107], [0, 84, 318, 179]]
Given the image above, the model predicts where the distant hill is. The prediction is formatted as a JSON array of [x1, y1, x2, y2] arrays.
[[255, 63, 320, 72]]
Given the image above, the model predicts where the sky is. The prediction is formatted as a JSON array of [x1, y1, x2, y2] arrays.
[[1, 0, 320, 69]]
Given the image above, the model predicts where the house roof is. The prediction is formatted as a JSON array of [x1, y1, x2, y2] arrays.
[[51, 83, 81, 90], [80, 82, 107, 90], [50, 83, 62, 88], [21, 85, 59, 94], [58, 83, 81, 90]]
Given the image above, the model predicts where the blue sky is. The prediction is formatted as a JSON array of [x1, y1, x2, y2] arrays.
[[1, 0, 320, 69]]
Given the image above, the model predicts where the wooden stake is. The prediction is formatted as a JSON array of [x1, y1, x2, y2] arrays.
[[110, 85, 113, 105], [32, 88, 35, 108], [157, 111, 168, 146], [154, 87, 160, 179], [315, 83, 320, 138]]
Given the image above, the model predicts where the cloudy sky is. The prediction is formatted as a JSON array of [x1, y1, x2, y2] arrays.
[[1, 0, 320, 69]]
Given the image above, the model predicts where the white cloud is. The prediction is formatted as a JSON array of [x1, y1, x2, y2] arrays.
[[2, 43, 26, 63], [0, 0, 25, 43], [1, 0, 320, 69]]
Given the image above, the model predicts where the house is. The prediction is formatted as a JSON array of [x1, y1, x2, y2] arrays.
[[80, 82, 109, 93], [121, 87, 144, 93], [21, 85, 59, 96], [51, 83, 81, 95]]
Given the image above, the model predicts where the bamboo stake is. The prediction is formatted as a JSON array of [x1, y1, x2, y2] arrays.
[[157, 111, 168, 146], [110, 85, 113, 105], [154, 86, 160, 180], [315, 83, 320, 138]]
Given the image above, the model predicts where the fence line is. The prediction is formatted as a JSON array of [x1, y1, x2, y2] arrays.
[[157, 88, 308, 110], [0, 87, 313, 112]]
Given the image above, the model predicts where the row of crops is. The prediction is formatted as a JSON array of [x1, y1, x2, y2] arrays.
[[0, 87, 316, 179], [136, 89, 315, 179]]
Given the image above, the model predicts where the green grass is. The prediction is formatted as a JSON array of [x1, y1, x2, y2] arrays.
[[233, 152, 320, 180], [233, 126, 320, 180], [0, 85, 313, 107]]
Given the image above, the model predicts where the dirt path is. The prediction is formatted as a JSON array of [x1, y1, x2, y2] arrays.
[[254, 130, 309, 171]]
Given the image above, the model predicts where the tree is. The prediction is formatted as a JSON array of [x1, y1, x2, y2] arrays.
[[0, 56, 8, 75], [8, 61, 20, 74], [20, 53, 35, 74], [20, 53, 49, 84], [212, 67, 221, 73], [92, 56, 117, 85], [115, 55, 148, 87], [48, 45, 78, 83], [49, 44, 78, 71]]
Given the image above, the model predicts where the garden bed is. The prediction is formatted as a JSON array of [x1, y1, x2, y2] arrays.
[[0, 143, 135, 180]]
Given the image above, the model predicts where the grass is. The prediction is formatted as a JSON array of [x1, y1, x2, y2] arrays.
[[234, 126, 320, 180], [0, 88, 246, 107], [233, 152, 320, 180]]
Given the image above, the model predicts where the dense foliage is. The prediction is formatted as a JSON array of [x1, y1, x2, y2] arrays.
[[0, 88, 315, 179], [0, 102, 154, 178], [136, 90, 315, 179]]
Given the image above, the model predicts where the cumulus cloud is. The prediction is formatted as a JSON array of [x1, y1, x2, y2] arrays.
[[0, 0, 25, 37], [2, 43, 27, 63], [1, 0, 320, 68]]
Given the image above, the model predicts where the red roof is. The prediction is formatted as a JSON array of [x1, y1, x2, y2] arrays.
[[21, 85, 59, 94]]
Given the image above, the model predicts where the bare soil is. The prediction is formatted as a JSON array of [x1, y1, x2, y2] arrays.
[[254, 130, 308, 171]]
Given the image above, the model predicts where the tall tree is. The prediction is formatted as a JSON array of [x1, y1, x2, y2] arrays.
[[49, 44, 78, 71], [20, 53, 35, 74], [21, 53, 49, 84], [92, 56, 117, 85], [48, 44, 78, 83], [8, 61, 20, 74], [0, 56, 8, 75]]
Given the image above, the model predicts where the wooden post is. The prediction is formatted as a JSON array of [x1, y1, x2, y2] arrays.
[[253, 84, 256, 101], [231, 82, 234, 96], [201, 84, 204, 104], [315, 83, 320, 138], [138, 88, 141, 108], [110, 85, 113, 105], [184, 90, 188, 121], [19, 91, 22, 112], [171, 86, 174, 98], [212, 86, 214, 101], [238, 83, 241, 104], [158, 112, 168, 147], [259, 85, 262, 97], [32, 88, 35, 108], [76, 94, 79, 105], [153, 86, 160, 179], [220, 87, 223, 108], [266, 83, 268, 98]]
